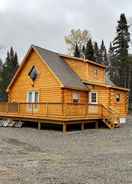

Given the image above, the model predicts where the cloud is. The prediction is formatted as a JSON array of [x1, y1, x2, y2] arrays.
[[0, 0, 131, 61]]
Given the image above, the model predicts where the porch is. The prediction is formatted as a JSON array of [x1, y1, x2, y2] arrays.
[[0, 102, 118, 132]]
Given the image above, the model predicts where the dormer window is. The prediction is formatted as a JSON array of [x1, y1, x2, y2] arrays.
[[94, 67, 98, 77], [28, 66, 38, 81]]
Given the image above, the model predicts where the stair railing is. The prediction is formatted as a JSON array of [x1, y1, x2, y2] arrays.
[[101, 105, 119, 128]]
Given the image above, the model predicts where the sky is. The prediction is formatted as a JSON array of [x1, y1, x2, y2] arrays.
[[0, 0, 132, 61]]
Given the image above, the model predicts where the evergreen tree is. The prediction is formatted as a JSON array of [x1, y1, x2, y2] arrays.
[[74, 44, 80, 58], [85, 39, 95, 61], [0, 59, 3, 72], [94, 42, 100, 63], [100, 40, 108, 66], [111, 13, 130, 87], [113, 13, 130, 60], [0, 47, 19, 100], [82, 45, 86, 58]]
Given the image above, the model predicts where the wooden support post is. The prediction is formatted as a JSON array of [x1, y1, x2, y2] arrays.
[[81, 123, 84, 130], [95, 121, 99, 129], [63, 123, 67, 133], [38, 122, 41, 130]]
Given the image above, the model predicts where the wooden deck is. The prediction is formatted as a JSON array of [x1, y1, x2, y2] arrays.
[[0, 102, 102, 121], [0, 102, 119, 131]]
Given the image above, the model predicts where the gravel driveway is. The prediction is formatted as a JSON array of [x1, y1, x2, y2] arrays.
[[0, 115, 132, 183]]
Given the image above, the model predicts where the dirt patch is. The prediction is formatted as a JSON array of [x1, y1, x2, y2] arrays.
[[0, 116, 131, 183]]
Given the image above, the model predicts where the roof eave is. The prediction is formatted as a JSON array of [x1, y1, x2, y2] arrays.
[[61, 86, 89, 91], [82, 80, 129, 91]]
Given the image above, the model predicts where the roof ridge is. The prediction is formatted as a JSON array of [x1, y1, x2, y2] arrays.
[[32, 44, 59, 55]]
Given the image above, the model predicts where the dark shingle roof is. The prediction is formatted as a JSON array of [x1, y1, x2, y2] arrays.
[[33, 45, 88, 91]]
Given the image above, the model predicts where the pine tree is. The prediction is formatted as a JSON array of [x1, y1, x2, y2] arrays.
[[94, 42, 100, 63], [0, 47, 19, 100], [74, 44, 80, 58], [82, 45, 86, 58], [113, 13, 130, 60], [111, 13, 130, 87], [85, 39, 95, 61], [100, 40, 108, 66]]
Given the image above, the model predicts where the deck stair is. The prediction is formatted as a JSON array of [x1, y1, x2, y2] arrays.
[[102, 105, 120, 129]]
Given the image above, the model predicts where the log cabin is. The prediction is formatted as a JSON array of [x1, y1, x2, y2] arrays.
[[0, 45, 129, 132]]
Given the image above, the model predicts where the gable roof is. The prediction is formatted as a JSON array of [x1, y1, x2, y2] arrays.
[[7, 45, 88, 92]]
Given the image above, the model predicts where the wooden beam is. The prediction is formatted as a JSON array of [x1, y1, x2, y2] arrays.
[[81, 123, 84, 130], [95, 121, 99, 129], [63, 123, 67, 133], [38, 122, 41, 130]]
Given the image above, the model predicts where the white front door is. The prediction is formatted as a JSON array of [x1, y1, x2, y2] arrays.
[[89, 92, 98, 113], [27, 91, 39, 112]]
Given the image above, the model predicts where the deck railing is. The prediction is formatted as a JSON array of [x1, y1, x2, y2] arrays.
[[0, 102, 103, 119]]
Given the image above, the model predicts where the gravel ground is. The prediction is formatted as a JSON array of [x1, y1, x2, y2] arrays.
[[0, 116, 132, 184]]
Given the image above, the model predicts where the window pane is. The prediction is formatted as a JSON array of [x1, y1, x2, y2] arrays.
[[28, 92, 32, 103], [35, 92, 39, 103], [28, 66, 38, 81]]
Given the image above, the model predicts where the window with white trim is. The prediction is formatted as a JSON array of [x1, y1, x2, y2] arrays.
[[72, 92, 80, 103], [27, 91, 39, 111], [89, 92, 97, 104]]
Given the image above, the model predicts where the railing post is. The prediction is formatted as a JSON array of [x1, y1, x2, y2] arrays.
[[6, 103, 9, 113], [62, 103, 64, 116], [46, 103, 48, 116], [101, 105, 103, 118], [85, 104, 88, 116], [32, 103, 33, 115], [18, 103, 20, 113]]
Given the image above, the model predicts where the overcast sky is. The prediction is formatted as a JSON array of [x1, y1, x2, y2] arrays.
[[0, 0, 132, 61]]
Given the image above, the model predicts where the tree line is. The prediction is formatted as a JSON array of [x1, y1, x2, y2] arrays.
[[0, 47, 19, 100], [65, 13, 132, 107]]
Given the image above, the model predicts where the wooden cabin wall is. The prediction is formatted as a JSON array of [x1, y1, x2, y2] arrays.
[[63, 89, 88, 104], [8, 50, 62, 103], [87, 85, 110, 107], [109, 89, 128, 116], [64, 58, 105, 83], [64, 58, 88, 81], [87, 64, 105, 83]]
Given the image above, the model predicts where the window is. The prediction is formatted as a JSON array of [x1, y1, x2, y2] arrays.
[[28, 66, 38, 81], [116, 94, 120, 102], [27, 91, 39, 111], [72, 92, 80, 103], [94, 68, 98, 77], [89, 92, 97, 104]]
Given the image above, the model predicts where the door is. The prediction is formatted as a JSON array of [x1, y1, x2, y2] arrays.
[[89, 92, 98, 114], [27, 91, 39, 112]]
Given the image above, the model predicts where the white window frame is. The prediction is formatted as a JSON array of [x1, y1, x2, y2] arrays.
[[26, 91, 39, 112], [72, 92, 80, 104], [89, 92, 98, 104]]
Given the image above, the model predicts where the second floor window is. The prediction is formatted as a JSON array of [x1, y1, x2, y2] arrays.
[[94, 68, 98, 77], [28, 66, 38, 81]]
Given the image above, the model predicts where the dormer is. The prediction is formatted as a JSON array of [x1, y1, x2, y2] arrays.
[[60, 54, 106, 84]]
